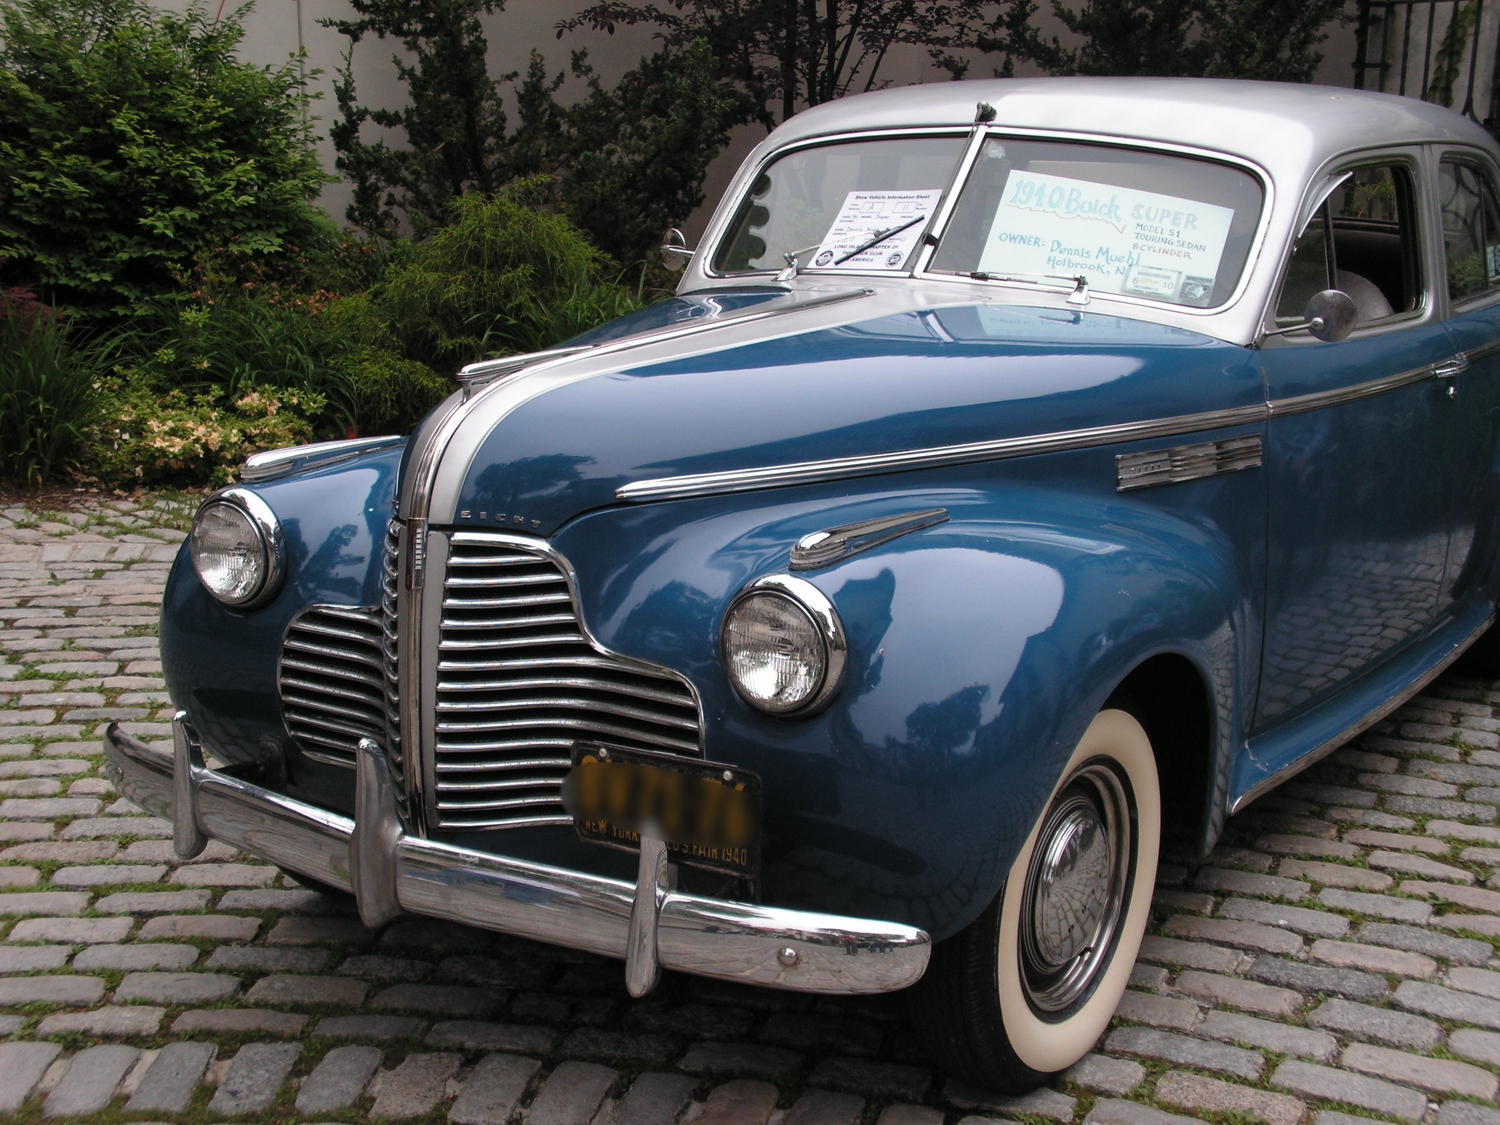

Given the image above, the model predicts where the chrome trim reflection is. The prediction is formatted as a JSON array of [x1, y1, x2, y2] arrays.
[[102, 721, 930, 995], [791, 508, 950, 570], [240, 436, 403, 484], [1115, 436, 1263, 492], [621, 405, 1268, 502]]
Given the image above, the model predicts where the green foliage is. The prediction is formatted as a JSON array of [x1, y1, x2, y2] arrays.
[[1004, 0, 1349, 81], [86, 375, 323, 487], [0, 289, 102, 485], [324, 0, 510, 236], [0, 0, 328, 314], [373, 180, 647, 369]]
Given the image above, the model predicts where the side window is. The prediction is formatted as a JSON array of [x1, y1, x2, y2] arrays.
[[1439, 158, 1500, 302], [1276, 162, 1420, 327]]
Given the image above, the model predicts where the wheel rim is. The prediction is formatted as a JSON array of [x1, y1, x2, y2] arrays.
[[1017, 759, 1133, 1015]]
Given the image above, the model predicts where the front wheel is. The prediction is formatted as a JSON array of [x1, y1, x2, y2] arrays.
[[911, 708, 1160, 1091]]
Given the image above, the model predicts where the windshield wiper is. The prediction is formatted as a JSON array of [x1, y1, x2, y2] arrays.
[[832, 214, 927, 266], [967, 270, 1091, 305]]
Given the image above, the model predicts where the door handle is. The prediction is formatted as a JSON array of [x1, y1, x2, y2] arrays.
[[1431, 354, 1470, 380]]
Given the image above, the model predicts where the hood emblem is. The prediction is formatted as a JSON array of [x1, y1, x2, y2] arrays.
[[459, 510, 543, 530]]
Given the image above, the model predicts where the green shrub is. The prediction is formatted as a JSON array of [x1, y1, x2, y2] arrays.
[[86, 375, 323, 487], [0, 0, 327, 315], [0, 288, 102, 485], [373, 179, 647, 369]]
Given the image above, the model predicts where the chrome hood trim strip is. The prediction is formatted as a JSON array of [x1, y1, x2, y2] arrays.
[[618, 404, 1269, 503]]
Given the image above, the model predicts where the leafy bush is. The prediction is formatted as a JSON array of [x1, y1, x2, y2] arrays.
[[373, 179, 647, 369], [0, 0, 327, 314], [86, 375, 323, 487], [0, 288, 102, 485]]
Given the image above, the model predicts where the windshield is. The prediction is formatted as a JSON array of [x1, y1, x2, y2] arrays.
[[933, 138, 1264, 308], [713, 133, 1265, 309], [713, 134, 967, 274]]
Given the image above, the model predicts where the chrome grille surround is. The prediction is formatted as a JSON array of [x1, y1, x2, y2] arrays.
[[427, 530, 703, 831], [380, 519, 403, 775], [279, 605, 385, 767]]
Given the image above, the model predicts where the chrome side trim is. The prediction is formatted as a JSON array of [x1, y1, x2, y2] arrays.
[[103, 720, 931, 996], [619, 405, 1268, 502], [791, 508, 950, 570], [1115, 436, 1263, 492], [1230, 613, 1493, 814], [1267, 360, 1441, 417], [458, 345, 596, 396], [240, 436, 403, 484]]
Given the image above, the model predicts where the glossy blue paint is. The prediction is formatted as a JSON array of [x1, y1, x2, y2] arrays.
[[454, 302, 1252, 536]]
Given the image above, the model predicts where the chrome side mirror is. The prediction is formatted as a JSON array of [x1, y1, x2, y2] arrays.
[[661, 228, 694, 272], [1265, 289, 1358, 343]]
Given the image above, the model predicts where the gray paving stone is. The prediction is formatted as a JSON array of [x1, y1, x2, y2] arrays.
[[37, 1006, 165, 1037], [560, 1026, 679, 1069], [94, 889, 211, 914], [1138, 934, 1245, 973], [680, 1041, 803, 1080], [295, 1043, 383, 1115], [876, 1107, 945, 1125], [372, 981, 501, 1018], [1221, 896, 1352, 937], [245, 972, 368, 1007], [41, 1043, 138, 1118], [0, 891, 90, 917], [695, 1078, 779, 1125], [1161, 915, 1304, 955], [1155, 1070, 1306, 1125], [138, 913, 261, 941], [1394, 981, 1500, 1029], [1271, 1059, 1430, 1121], [1319, 887, 1433, 922], [1307, 997, 1443, 1049], [945, 1082, 1076, 1121], [783, 1088, 864, 1125], [448, 1052, 542, 1125], [614, 1070, 698, 1125], [808, 1056, 932, 1101], [0, 1041, 63, 1113], [1308, 938, 1439, 978], [1174, 969, 1301, 1016], [116, 970, 238, 1004], [427, 1019, 559, 1054], [173, 1008, 308, 1037], [125, 1041, 216, 1114], [205, 943, 333, 973], [0, 973, 104, 1006], [1343, 1042, 1498, 1099], [1104, 1026, 1263, 1080], [1355, 922, 1494, 964], [73, 942, 197, 970], [1247, 954, 1390, 1001], [1084, 1098, 1202, 1125], [1450, 1028, 1500, 1067], [1113, 988, 1203, 1029], [207, 1042, 300, 1116], [1199, 1009, 1339, 1059], [315, 1013, 425, 1040], [1062, 1053, 1146, 1095], [0, 944, 70, 971]]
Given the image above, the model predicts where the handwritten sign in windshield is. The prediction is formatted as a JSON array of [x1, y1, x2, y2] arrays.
[[812, 189, 943, 270], [979, 172, 1235, 306]]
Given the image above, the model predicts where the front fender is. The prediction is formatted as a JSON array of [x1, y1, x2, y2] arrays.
[[553, 477, 1252, 939]]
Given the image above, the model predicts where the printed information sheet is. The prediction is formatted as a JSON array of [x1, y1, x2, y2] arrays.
[[979, 172, 1234, 306], [811, 189, 942, 270]]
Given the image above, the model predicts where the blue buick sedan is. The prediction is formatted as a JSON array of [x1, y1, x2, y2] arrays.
[[106, 77, 1500, 1090]]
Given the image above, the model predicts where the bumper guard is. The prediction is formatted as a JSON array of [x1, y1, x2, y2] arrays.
[[103, 714, 930, 996]]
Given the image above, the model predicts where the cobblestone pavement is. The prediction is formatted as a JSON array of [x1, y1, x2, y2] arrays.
[[0, 495, 1498, 1125]]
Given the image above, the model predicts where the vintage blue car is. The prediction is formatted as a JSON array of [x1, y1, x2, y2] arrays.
[[105, 77, 1500, 1090]]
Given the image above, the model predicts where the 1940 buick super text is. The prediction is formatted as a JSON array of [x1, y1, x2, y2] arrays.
[[105, 77, 1500, 1089]]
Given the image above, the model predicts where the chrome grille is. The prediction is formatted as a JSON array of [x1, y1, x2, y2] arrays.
[[279, 605, 385, 767], [433, 533, 702, 830], [380, 520, 403, 772]]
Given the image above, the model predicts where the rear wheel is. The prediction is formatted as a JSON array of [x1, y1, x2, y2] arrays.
[[911, 708, 1160, 1090]]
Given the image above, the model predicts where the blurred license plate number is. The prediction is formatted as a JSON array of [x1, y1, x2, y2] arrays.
[[567, 744, 761, 877]]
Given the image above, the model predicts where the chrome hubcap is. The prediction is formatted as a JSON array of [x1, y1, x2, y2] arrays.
[[1018, 761, 1132, 1013]]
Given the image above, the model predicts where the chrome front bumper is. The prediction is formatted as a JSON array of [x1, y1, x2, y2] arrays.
[[103, 714, 931, 996]]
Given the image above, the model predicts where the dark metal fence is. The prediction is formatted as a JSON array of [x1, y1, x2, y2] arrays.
[[1354, 0, 1499, 133]]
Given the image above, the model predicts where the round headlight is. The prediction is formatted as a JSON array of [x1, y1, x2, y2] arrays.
[[189, 488, 283, 607], [721, 575, 846, 715]]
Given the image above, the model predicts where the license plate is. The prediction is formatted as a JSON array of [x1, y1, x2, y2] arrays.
[[564, 743, 761, 877]]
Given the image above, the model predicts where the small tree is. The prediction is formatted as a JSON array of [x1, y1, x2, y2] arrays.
[[995, 0, 1350, 82], [557, 0, 1012, 129], [324, 0, 511, 236], [0, 0, 327, 314]]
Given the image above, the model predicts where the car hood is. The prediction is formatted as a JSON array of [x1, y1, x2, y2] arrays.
[[424, 285, 1257, 534]]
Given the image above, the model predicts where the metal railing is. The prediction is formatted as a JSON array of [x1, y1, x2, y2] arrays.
[[1354, 0, 1499, 133]]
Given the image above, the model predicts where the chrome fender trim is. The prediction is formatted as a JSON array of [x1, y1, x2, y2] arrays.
[[103, 716, 931, 996]]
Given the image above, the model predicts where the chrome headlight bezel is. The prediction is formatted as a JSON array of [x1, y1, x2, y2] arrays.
[[720, 574, 847, 716], [189, 487, 285, 608]]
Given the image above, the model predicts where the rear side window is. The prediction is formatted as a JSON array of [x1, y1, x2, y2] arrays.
[[1439, 157, 1500, 303]]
